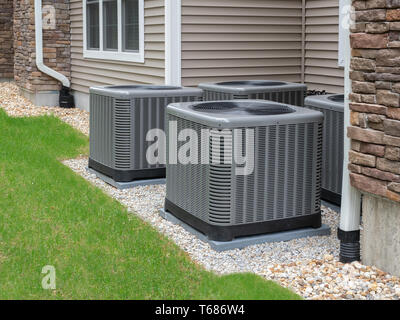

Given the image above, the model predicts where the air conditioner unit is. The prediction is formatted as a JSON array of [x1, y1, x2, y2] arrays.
[[199, 80, 307, 106], [164, 100, 323, 241], [304, 94, 344, 205], [89, 85, 203, 184]]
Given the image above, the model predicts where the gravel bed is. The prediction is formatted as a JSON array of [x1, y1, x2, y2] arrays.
[[3, 82, 400, 300], [63, 157, 400, 300], [0, 82, 89, 135]]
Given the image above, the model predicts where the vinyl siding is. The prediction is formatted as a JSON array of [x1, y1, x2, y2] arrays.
[[69, 0, 343, 97], [305, 0, 344, 93], [180, 0, 303, 87], [70, 0, 165, 96]]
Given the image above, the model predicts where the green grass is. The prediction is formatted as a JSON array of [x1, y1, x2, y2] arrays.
[[0, 109, 300, 300]]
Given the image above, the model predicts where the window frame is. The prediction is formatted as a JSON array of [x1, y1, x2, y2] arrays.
[[83, 0, 144, 63]]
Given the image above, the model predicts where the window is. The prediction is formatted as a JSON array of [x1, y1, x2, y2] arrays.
[[84, 0, 144, 62], [103, 0, 118, 51], [87, 0, 100, 49]]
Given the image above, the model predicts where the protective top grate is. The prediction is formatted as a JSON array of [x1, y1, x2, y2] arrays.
[[217, 80, 287, 87], [192, 101, 294, 115], [328, 94, 344, 103]]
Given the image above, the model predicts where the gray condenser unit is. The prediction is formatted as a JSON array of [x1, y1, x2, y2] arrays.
[[164, 100, 323, 241], [199, 80, 307, 106], [305, 94, 344, 205], [89, 85, 203, 183]]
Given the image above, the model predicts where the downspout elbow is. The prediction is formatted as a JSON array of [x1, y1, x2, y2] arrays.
[[35, 0, 74, 107]]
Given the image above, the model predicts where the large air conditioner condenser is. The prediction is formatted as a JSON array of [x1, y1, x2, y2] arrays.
[[164, 100, 324, 241], [89, 85, 203, 184]]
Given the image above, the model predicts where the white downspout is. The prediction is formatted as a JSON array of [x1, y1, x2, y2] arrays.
[[165, 0, 181, 86], [338, 0, 362, 263], [35, 0, 70, 88]]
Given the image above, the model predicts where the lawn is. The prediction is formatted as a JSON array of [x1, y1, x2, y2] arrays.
[[0, 109, 300, 300]]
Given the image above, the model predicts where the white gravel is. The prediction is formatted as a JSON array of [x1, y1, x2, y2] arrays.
[[0, 82, 89, 135], [3, 81, 400, 300], [63, 157, 400, 300]]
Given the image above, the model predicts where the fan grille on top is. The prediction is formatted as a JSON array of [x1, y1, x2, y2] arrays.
[[192, 101, 295, 115]]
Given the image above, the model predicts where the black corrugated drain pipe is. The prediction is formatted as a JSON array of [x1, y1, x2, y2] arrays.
[[59, 86, 75, 109]]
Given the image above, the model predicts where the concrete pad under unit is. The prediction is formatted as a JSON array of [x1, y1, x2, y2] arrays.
[[87, 167, 166, 189], [159, 209, 331, 252]]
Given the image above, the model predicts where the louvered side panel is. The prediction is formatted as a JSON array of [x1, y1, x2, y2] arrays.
[[249, 89, 305, 106], [314, 123, 323, 213], [89, 94, 114, 168], [132, 97, 163, 170], [132, 95, 204, 171], [209, 129, 232, 225], [325, 110, 344, 195], [203, 89, 305, 106], [232, 128, 257, 224], [232, 123, 321, 225], [166, 114, 209, 222], [114, 99, 131, 170], [203, 90, 234, 101], [334, 112, 344, 194], [303, 123, 315, 215], [285, 124, 297, 218], [307, 106, 344, 195]]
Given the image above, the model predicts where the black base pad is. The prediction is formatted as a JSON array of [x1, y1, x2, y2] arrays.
[[321, 188, 342, 206], [89, 158, 165, 183], [165, 199, 322, 242]]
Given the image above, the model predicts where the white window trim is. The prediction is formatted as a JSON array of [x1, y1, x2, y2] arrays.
[[83, 0, 145, 63]]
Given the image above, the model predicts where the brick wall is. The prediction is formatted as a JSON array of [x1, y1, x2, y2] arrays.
[[0, 0, 13, 79], [349, 0, 400, 202], [13, 0, 71, 92]]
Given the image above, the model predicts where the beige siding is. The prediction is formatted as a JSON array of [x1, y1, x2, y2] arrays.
[[305, 0, 344, 93], [181, 0, 303, 87], [69, 0, 343, 97], [70, 0, 165, 95]]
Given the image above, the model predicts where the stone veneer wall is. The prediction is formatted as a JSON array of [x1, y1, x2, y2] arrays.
[[348, 0, 400, 203], [13, 0, 71, 92], [0, 0, 13, 79]]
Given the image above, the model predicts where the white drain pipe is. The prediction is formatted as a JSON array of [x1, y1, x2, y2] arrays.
[[338, 0, 362, 263], [35, 0, 70, 88]]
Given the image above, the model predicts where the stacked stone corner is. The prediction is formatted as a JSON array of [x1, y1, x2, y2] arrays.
[[349, 0, 400, 203], [13, 0, 71, 93]]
